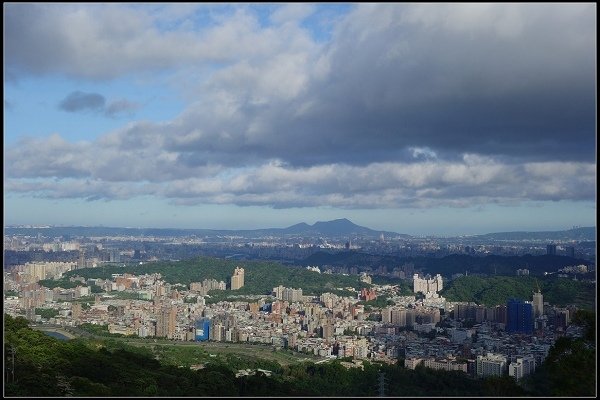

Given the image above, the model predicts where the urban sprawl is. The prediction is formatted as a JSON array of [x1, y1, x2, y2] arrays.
[[4, 256, 585, 382]]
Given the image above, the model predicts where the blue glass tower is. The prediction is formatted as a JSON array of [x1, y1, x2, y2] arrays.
[[506, 299, 533, 334], [195, 318, 210, 341]]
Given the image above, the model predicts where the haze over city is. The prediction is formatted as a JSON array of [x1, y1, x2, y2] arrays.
[[4, 3, 596, 235]]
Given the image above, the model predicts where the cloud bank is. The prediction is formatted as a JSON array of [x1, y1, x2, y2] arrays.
[[5, 3, 596, 210]]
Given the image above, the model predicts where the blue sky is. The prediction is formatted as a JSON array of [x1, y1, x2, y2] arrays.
[[4, 3, 596, 235]]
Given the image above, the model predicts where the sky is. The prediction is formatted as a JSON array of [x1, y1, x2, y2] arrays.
[[3, 3, 597, 236]]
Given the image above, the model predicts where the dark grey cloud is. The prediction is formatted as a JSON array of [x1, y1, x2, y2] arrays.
[[4, 3, 597, 209], [264, 3, 596, 165], [119, 3, 593, 168], [59, 91, 106, 113], [58, 91, 140, 117]]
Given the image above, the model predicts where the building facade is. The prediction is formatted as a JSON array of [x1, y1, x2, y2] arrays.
[[532, 290, 543, 318], [231, 267, 245, 290], [508, 355, 536, 380], [413, 274, 443, 295], [507, 299, 533, 334], [476, 353, 507, 377]]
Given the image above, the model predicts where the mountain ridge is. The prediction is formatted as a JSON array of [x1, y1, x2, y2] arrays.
[[4, 221, 596, 240]]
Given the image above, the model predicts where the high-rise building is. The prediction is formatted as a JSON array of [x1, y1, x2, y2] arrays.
[[109, 249, 121, 263], [381, 307, 392, 324], [156, 306, 177, 339], [77, 250, 86, 269], [546, 244, 557, 256], [210, 322, 225, 341], [71, 302, 82, 320], [509, 355, 536, 380], [532, 289, 543, 318], [391, 308, 407, 327], [321, 324, 334, 340], [565, 246, 575, 258], [230, 267, 245, 290], [24, 263, 46, 283], [554, 308, 570, 329], [476, 353, 507, 377], [494, 304, 507, 324], [507, 299, 533, 334], [195, 318, 210, 341], [413, 274, 443, 295]]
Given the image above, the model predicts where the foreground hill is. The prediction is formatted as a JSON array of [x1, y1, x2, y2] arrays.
[[4, 312, 594, 397]]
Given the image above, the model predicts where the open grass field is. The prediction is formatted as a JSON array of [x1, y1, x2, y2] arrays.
[[119, 339, 325, 367], [34, 324, 325, 368]]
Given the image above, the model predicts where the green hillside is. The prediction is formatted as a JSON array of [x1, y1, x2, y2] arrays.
[[62, 256, 364, 296], [442, 275, 596, 309], [300, 252, 590, 276]]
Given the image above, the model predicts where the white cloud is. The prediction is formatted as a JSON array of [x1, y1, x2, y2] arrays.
[[270, 4, 316, 25], [4, 3, 596, 211]]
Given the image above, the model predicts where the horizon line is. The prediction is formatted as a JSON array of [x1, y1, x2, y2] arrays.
[[3, 220, 596, 238]]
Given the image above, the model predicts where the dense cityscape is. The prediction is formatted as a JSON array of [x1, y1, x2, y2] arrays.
[[3, 220, 596, 396]]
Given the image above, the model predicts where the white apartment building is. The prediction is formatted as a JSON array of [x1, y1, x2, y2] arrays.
[[509, 355, 536, 380], [476, 353, 507, 378]]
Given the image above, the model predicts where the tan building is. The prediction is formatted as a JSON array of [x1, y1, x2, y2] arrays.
[[532, 290, 543, 318], [156, 306, 177, 339], [72, 302, 82, 320], [24, 263, 46, 283], [231, 267, 245, 290], [422, 358, 468, 373], [413, 273, 443, 295]]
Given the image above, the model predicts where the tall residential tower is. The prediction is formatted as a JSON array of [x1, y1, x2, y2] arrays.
[[231, 267, 245, 290], [532, 283, 543, 318]]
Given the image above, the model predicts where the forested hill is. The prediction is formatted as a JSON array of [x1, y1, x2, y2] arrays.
[[62, 256, 366, 296], [300, 252, 591, 276], [441, 275, 596, 310]]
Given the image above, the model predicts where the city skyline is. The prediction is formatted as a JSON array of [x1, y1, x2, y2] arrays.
[[4, 3, 596, 236]]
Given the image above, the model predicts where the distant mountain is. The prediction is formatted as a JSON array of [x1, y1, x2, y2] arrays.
[[279, 218, 404, 238], [4, 219, 406, 239], [283, 222, 311, 234], [4, 223, 595, 241]]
